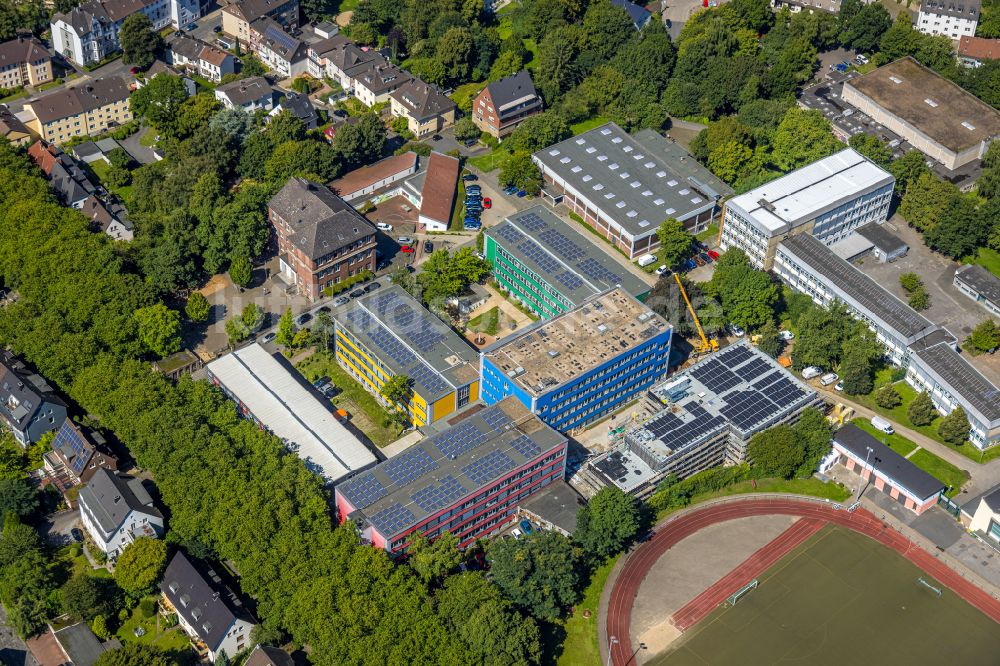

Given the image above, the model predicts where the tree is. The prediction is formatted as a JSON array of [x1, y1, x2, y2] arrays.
[[655, 218, 692, 267], [840, 0, 891, 51], [899, 171, 959, 232], [938, 405, 971, 446], [848, 133, 892, 167], [119, 13, 163, 68], [908, 391, 937, 426], [91, 614, 110, 640], [573, 487, 641, 560], [889, 150, 930, 196], [908, 286, 930, 311], [185, 292, 210, 322], [969, 318, 1000, 353], [129, 75, 188, 132], [488, 50, 523, 81], [416, 247, 490, 304], [839, 344, 874, 395], [133, 304, 182, 358], [535, 26, 583, 103], [453, 117, 480, 142], [332, 113, 386, 169], [794, 408, 833, 474], [436, 27, 474, 82], [506, 112, 569, 153], [582, 0, 635, 60], [275, 308, 295, 347], [746, 426, 804, 479], [899, 272, 922, 293], [381, 374, 413, 409], [0, 479, 37, 522], [876, 384, 902, 409], [708, 251, 779, 331], [225, 314, 250, 345], [95, 644, 172, 666], [924, 195, 989, 259], [61, 574, 113, 621], [708, 140, 755, 184], [229, 256, 253, 287], [770, 108, 841, 171], [408, 532, 462, 584], [755, 320, 783, 358], [498, 151, 542, 195], [114, 537, 167, 597], [487, 531, 577, 621]]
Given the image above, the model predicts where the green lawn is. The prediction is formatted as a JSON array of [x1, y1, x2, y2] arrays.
[[296, 351, 402, 448], [450, 81, 485, 112], [467, 148, 509, 173], [695, 224, 718, 242], [57, 544, 112, 580], [964, 246, 1000, 280], [555, 555, 620, 666], [140, 127, 158, 147], [117, 601, 191, 653], [337, 0, 360, 12], [468, 306, 500, 335], [570, 116, 609, 136], [851, 418, 918, 457], [908, 449, 969, 496], [656, 477, 851, 521], [523, 38, 540, 69], [88, 159, 134, 203]]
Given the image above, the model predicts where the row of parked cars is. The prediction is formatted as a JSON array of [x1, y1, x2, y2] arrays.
[[259, 280, 383, 344], [463, 175, 491, 230]]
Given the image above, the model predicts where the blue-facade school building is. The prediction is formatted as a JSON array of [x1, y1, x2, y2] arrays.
[[480, 288, 672, 432]]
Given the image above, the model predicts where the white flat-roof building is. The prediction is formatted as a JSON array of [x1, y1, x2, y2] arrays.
[[206, 343, 377, 483], [719, 149, 894, 270]]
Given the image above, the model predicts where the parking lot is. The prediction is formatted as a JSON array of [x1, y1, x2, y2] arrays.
[[852, 216, 1000, 384]]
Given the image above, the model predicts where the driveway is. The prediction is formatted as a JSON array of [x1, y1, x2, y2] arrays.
[[39, 508, 81, 547], [118, 123, 159, 164]]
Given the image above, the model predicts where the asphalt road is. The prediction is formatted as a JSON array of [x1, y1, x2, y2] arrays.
[[0, 604, 37, 666]]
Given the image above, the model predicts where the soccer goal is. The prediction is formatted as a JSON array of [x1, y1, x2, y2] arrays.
[[726, 579, 759, 606], [916, 577, 942, 598]]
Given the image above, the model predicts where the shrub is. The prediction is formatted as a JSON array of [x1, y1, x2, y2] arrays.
[[875, 384, 902, 409]]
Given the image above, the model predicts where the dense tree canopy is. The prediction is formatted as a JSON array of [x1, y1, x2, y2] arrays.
[[487, 532, 578, 621]]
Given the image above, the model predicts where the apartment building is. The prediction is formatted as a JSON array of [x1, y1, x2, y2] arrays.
[[168, 31, 235, 82], [220, 0, 299, 48], [268, 177, 376, 299], [481, 288, 672, 433], [252, 17, 308, 77], [471, 71, 542, 139], [918, 0, 979, 39], [389, 79, 456, 138], [719, 148, 894, 270], [0, 36, 53, 89], [78, 469, 163, 559], [335, 396, 567, 554], [23, 77, 131, 144]]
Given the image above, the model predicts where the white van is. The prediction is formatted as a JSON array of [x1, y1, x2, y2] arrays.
[[871, 415, 894, 435], [637, 253, 658, 268], [802, 366, 822, 380], [820, 372, 839, 386]]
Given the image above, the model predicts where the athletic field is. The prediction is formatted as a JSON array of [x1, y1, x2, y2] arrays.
[[654, 524, 1000, 666]]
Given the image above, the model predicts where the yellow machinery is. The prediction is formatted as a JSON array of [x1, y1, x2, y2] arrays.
[[674, 273, 718, 355]]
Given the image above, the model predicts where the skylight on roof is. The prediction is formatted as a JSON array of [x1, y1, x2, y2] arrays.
[[889, 75, 903, 84], [597, 155, 607, 161], [549, 149, 560, 156], [657, 171, 667, 178], [665, 208, 675, 215], [679, 188, 690, 195], [644, 161, 656, 168], [691, 197, 702, 204], [634, 154, 644, 160], [638, 220, 650, 228], [616, 201, 626, 208], [560, 156, 570, 164], [571, 166, 582, 173], [630, 181, 641, 188], [604, 192, 615, 199], [653, 198, 664, 205], [667, 179, 678, 187], [623, 146, 633, 153], [586, 147, 596, 154], [924, 98, 938, 108], [576, 138, 586, 145], [609, 163, 619, 170], [962, 121, 976, 130], [593, 183, 604, 191], [600, 128, 611, 135], [612, 137, 623, 143], [582, 175, 592, 182], [642, 190, 652, 196], [627, 210, 637, 218]]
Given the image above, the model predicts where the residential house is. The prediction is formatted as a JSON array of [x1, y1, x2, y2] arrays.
[[307, 34, 381, 89], [28, 140, 98, 208], [167, 31, 236, 82], [389, 79, 455, 138], [0, 104, 33, 145], [0, 351, 67, 447], [610, 0, 652, 29], [215, 76, 274, 111], [252, 17, 308, 77], [42, 420, 118, 496], [268, 90, 317, 128], [472, 70, 542, 139], [221, 0, 299, 48], [352, 62, 410, 107], [268, 177, 377, 300], [81, 195, 135, 241], [0, 36, 53, 89], [917, 0, 979, 39], [51, 0, 200, 67], [246, 645, 293, 666], [147, 59, 198, 95], [23, 77, 131, 144], [958, 35, 1000, 66], [160, 552, 256, 662], [78, 468, 163, 559]]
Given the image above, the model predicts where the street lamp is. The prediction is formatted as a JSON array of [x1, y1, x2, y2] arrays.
[[628, 642, 648, 665], [858, 445, 874, 501], [606, 636, 619, 666]]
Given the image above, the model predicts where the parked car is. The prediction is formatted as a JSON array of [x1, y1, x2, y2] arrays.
[[856, 54, 870, 65], [296, 313, 312, 327], [431, 134, 442, 141], [333, 296, 350, 306], [729, 324, 745, 337], [261, 332, 276, 343], [364, 281, 381, 293], [683, 258, 697, 271], [503, 185, 517, 195], [466, 184, 481, 193], [519, 519, 534, 535], [400, 245, 415, 253], [820, 372, 839, 386], [779, 330, 794, 341], [423, 240, 433, 253], [698, 252, 711, 263], [397, 236, 413, 244], [802, 366, 823, 379], [511, 528, 523, 539], [655, 265, 671, 276], [376, 222, 392, 232], [871, 415, 895, 434], [312, 376, 331, 388], [70, 528, 83, 543], [835, 380, 844, 392], [463, 138, 478, 147], [318, 305, 331, 313], [693, 255, 706, 266], [349, 289, 365, 298], [707, 250, 720, 260], [483, 197, 492, 209], [322, 384, 336, 398], [462, 173, 478, 181], [516, 189, 527, 197]]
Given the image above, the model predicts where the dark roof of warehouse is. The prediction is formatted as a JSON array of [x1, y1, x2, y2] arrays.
[[911, 341, 1000, 424], [855, 223, 908, 256], [779, 234, 935, 340], [954, 264, 1000, 307], [834, 423, 946, 499]]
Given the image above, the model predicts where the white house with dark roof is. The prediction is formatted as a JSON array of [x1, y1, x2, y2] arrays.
[[918, 0, 979, 39], [268, 90, 317, 129], [0, 351, 67, 447], [215, 76, 275, 112], [161, 552, 256, 662], [78, 468, 163, 559], [167, 31, 235, 82]]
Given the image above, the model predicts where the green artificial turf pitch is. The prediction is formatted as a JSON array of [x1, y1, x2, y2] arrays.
[[653, 525, 1000, 666]]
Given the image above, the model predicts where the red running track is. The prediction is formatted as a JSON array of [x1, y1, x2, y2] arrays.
[[670, 517, 824, 632], [605, 498, 1000, 666]]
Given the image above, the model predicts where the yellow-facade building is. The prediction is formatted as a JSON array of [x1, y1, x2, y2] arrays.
[[333, 284, 480, 426], [24, 77, 131, 145], [0, 36, 53, 89]]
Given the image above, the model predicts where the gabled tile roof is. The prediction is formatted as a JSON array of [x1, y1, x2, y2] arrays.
[[390, 79, 455, 121], [268, 177, 376, 260]]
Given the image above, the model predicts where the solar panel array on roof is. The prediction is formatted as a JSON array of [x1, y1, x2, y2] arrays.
[[517, 211, 547, 232], [720, 391, 777, 431], [411, 475, 466, 513], [383, 447, 439, 486], [435, 420, 490, 460], [480, 404, 512, 433], [556, 271, 585, 290], [508, 434, 542, 460], [735, 357, 771, 382], [539, 229, 585, 261], [339, 472, 388, 508], [51, 424, 89, 476], [577, 257, 623, 284], [689, 358, 741, 394], [369, 503, 416, 535], [462, 449, 517, 485], [519, 240, 561, 274]]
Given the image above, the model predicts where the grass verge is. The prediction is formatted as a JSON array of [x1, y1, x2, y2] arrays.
[[852, 418, 918, 457], [468, 306, 500, 335], [450, 176, 467, 231], [570, 116, 609, 135], [467, 147, 509, 173], [908, 449, 969, 495], [964, 247, 1000, 280], [296, 351, 402, 448], [116, 599, 190, 652], [695, 223, 718, 242], [555, 555, 620, 666]]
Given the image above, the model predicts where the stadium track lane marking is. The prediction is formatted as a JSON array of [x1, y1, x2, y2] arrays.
[[605, 499, 1000, 666]]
